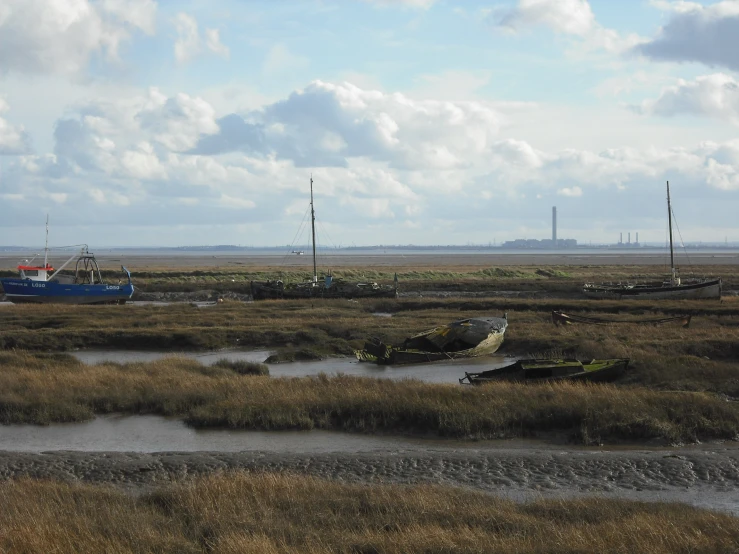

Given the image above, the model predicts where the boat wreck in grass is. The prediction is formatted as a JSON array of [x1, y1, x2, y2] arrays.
[[251, 274, 398, 300], [551, 310, 692, 328], [583, 182, 721, 300], [355, 315, 508, 365], [459, 358, 629, 385], [250, 177, 398, 300]]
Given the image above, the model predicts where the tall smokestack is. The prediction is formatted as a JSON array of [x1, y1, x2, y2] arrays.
[[552, 207, 557, 244], [636, 232, 639, 244], [628, 232, 631, 244], [620, 233, 623, 244]]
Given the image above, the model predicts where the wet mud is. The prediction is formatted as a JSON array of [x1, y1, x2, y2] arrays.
[[2, 446, 738, 513]]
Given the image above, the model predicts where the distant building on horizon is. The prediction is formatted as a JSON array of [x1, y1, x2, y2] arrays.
[[501, 238, 577, 249]]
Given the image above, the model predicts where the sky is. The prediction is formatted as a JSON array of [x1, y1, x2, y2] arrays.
[[1, 0, 739, 247]]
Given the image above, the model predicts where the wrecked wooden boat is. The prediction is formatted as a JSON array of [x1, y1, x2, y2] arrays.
[[459, 358, 629, 385], [250, 177, 398, 300], [355, 315, 508, 365], [251, 274, 397, 300], [551, 310, 691, 328], [583, 182, 721, 300]]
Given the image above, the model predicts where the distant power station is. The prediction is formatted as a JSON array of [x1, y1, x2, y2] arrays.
[[501, 205, 577, 249], [617, 231, 641, 247]]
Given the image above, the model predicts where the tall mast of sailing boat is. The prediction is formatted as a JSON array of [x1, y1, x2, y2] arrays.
[[310, 176, 317, 283], [43, 214, 49, 269], [667, 181, 675, 284]]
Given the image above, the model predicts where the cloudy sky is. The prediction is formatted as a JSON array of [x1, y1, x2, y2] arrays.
[[1, 0, 738, 247]]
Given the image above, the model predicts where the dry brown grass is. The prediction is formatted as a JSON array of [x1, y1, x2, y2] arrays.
[[1, 472, 737, 553], [1, 351, 738, 444]]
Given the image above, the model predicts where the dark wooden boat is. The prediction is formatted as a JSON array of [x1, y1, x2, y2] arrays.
[[251, 275, 397, 300], [355, 315, 508, 365], [250, 177, 397, 300], [582, 182, 721, 300], [551, 310, 692, 328], [459, 358, 629, 385]]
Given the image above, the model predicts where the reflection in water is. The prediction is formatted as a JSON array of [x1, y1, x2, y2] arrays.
[[0, 414, 501, 453], [71, 350, 517, 384]]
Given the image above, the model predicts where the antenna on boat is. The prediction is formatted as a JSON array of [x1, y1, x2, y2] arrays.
[[44, 214, 49, 269], [310, 174, 317, 283], [667, 181, 675, 285]]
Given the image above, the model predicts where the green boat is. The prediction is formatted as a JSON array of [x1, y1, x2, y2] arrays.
[[459, 358, 629, 385], [355, 315, 508, 365]]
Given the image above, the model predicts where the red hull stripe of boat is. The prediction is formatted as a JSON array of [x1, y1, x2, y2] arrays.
[[17, 265, 55, 271]]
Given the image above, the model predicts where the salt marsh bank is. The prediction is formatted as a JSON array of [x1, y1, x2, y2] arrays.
[[0, 415, 738, 515]]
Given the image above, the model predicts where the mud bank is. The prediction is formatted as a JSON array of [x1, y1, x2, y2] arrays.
[[2, 447, 738, 513]]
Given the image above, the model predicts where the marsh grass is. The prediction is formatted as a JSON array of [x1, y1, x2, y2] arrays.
[[212, 358, 269, 376], [1, 473, 738, 553], [1, 351, 738, 443], [2, 296, 738, 393]]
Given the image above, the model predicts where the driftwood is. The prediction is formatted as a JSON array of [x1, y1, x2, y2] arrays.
[[551, 310, 691, 328]]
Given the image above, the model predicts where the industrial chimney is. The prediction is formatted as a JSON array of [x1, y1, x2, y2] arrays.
[[628, 232, 631, 245], [636, 232, 639, 245], [620, 233, 623, 245], [552, 207, 557, 245]]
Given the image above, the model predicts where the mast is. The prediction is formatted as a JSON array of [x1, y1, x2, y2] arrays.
[[667, 181, 675, 284], [310, 176, 317, 283], [44, 214, 49, 268]]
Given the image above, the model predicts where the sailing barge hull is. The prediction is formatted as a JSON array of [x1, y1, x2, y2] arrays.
[[250, 281, 397, 301], [582, 279, 722, 300]]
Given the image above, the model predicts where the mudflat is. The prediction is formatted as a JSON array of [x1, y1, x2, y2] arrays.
[[2, 250, 739, 270]]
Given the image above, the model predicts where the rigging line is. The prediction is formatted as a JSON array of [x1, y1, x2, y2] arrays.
[[315, 218, 339, 250], [278, 206, 311, 269], [670, 208, 694, 272]]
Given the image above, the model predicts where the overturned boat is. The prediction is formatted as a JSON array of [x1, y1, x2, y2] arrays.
[[355, 315, 508, 365], [459, 358, 629, 385]]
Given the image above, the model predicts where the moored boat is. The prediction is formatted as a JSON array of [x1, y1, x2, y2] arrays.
[[355, 315, 508, 365], [250, 177, 398, 300], [0, 220, 134, 304], [459, 358, 629, 385], [582, 182, 721, 300]]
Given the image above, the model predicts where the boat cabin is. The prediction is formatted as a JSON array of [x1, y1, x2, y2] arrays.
[[17, 264, 54, 282]]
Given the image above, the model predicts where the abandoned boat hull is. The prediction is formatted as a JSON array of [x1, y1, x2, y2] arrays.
[[460, 358, 629, 385], [582, 279, 721, 300], [356, 316, 508, 365], [250, 280, 397, 300]]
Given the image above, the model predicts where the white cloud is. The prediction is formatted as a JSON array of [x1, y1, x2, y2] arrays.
[[0, 0, 156, 75], [635, 74, 739, 124], [174, 12, 229, 64], [497, 0, 595, 36], [195, 80, 504, 170], [137, 89, 219, 151], [495, 0, 644, 54], [557, 186, 583, 197], [0, 98, 32, 155], [637, 1, 739, 70], [2, 80, 738, 245]]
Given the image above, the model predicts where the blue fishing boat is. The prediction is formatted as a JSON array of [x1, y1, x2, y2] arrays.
[[0, 220, 134, 304]]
